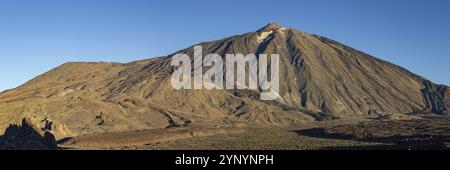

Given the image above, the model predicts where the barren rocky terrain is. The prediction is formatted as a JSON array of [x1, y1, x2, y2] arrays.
[[0, 23, 448, 150], [55, 115, 450, 150]]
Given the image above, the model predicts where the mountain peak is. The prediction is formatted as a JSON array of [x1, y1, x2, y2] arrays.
[[257, 23, 283, 33]]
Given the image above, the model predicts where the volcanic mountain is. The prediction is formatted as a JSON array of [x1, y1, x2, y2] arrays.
[[0, 23, 448, 139]]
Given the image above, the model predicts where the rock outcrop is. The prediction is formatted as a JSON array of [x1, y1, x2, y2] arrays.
[[0, 118, 58, 150]]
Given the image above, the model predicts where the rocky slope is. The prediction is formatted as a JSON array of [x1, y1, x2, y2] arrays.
[[0, 23, 447, 139]]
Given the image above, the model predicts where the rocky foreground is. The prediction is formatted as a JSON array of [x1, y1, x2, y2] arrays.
[[0, 118, 57, 150]]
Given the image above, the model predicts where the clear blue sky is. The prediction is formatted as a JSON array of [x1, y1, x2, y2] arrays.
[[0, 0, 449, 91]]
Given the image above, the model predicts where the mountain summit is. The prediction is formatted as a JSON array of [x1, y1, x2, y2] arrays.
[[257, 23, 284, 32], [0, 23, 448, 139]]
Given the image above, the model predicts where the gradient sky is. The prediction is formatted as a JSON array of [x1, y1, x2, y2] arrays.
[[0, 0, 449, 91]]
